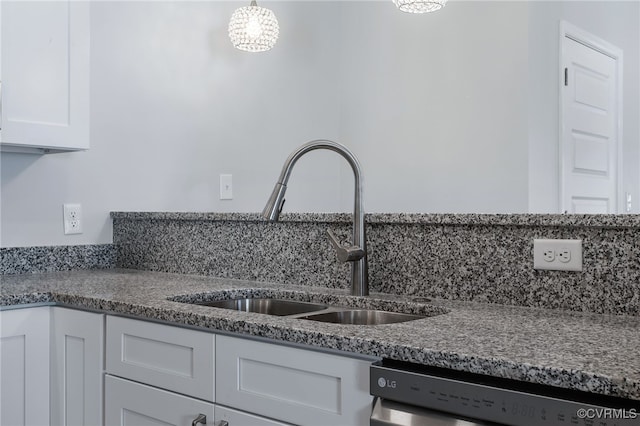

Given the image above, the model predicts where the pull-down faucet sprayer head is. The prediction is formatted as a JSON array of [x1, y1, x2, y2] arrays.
[[262, 183, 287, 222]]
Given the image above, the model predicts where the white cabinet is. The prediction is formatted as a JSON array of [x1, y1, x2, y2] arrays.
[[105, 375, 215, 426], [104, 317, 217, 426], [104, 317, 373, 426], [105, 316, 216, 401], [0, 309, 374, 426], [0, 307, 103, 426], [50, 308, 104, 426], [216, 335, 373, 426], [0, 0, 90, 154], [0, 307, 50, 426]]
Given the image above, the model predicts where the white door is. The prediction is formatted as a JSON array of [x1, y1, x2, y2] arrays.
[[560, 22, 622, 214]]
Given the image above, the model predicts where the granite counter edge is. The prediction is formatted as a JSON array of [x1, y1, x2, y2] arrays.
[[1, 291, 637, 402], [109, 211, 640, 228]]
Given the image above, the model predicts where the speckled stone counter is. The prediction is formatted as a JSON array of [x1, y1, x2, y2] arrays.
[[2, 269, 639, 402], [111, 212, 640, 316], [0, 244, 114, 275]]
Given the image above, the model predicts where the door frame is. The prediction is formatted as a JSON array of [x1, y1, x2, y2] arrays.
[[559, 20, 624, 213]]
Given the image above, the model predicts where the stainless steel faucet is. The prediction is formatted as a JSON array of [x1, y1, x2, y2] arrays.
[[262, 140, 369, 296]]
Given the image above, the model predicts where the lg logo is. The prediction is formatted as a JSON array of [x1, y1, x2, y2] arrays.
[[377, 377, 397, 388]]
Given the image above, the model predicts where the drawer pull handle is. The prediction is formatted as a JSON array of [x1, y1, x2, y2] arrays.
[[217, 422, 229, 426], [191, 414, 207, 426]]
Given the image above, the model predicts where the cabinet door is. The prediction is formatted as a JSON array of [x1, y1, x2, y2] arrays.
[[51, 308, 104, 426], [0, 0, 90, 152], [216, 336, 373, 426], [106, 316, 215, 402], [0, 307, 50, 426], [105, 375, 215, 426]]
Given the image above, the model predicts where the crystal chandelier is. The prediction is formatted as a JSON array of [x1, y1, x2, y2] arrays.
[[228, 0, 279, 52], [393, 0, 447, 13]]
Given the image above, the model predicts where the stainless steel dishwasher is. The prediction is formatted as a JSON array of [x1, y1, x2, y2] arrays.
[[370, 360, 640, 426]]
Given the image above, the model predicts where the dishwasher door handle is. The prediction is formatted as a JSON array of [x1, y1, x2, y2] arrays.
[[370, 397, 496, 426]]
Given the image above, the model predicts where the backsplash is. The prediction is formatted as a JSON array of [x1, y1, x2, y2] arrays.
[[112, 212, 640, 316], [0, 244, 115, 275]]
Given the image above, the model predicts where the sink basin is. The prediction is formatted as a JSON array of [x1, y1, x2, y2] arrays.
[[196, 298, 328, 316], [300, 309, 424, 325], [173, 290, 443, 325]]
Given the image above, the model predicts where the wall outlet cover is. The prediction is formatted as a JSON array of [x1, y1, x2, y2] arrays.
[[63, 203, 83, 235], [533, 239, 582, 271]]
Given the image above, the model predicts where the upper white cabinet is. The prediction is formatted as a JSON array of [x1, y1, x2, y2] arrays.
[[0, 0, 90, 154]]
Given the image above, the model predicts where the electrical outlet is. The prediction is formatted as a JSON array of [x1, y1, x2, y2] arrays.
[[63, 203, 82, 235], [542, 249, 555, 262], [557, 248, 571, 263], [533, 239, 582, 271]]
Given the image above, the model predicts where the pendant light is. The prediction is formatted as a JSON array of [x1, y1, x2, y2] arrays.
[[228, 0, 279, 52], [393, 0, 447, 13]]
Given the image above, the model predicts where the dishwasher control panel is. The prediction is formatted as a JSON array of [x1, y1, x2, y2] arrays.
[[371, 363, 639, 426]]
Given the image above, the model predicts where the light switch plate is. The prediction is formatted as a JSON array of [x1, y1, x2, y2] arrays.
[[220, 174, 233, 200]]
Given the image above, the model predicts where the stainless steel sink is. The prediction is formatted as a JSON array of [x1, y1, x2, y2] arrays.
[[196, 298, 328, 316], [176, 291, 439, 325], [299, 309, 424, 325]]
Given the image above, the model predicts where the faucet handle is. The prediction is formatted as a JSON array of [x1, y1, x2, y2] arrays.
[[327, 229, 365, 263]]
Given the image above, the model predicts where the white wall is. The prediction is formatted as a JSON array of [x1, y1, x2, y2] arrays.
[[338, 1, 530, 213], [1, 1, 638, 247]]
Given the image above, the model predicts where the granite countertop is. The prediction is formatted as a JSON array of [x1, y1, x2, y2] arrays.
[[2, 268, 640, 401]]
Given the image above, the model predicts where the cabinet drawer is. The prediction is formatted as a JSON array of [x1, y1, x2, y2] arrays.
[[215, 406, 291, 426], [216, 336, 373, 426], [106, 316, 215, 401], [105, 375, 214, 426]]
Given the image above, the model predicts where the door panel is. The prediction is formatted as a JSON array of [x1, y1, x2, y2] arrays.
[[0, 1, 90, 151], [216, 335, 372, 426], [50, 308, 104, 426], [105, 316, 215, 402], [561, 31, 620, 214], [0, 308, 50, 426]]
